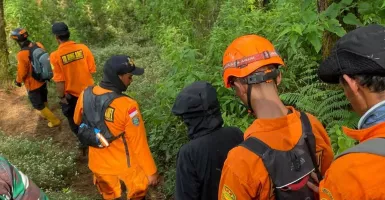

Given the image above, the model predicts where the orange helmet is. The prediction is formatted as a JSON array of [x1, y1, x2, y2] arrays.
[[222, 35, 285, 88]]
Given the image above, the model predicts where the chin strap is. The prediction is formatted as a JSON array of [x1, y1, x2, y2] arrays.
[[247, 84, 254, 115]]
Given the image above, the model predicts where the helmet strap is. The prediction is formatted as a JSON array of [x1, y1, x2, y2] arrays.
[[244, 68, 280, 117], [247, 84, 254, 115]]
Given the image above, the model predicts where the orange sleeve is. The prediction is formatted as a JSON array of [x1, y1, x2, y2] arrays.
[[125, 102, 157, 177], [308, 114, 334, 175], [73, 91, 85, 125], [218, 149, 260, 200], [16, 51, 29, 83], [84, 46, 96, 73], [50, 52, 65, 82], [318, 171, 344, 200]]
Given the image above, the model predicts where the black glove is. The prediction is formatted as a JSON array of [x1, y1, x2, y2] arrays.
[[14, 80, 22, 87]]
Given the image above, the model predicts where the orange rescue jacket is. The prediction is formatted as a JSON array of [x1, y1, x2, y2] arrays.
[[50, 41, 96, 97], [15, 42, 45, 91], [218, 107, 334, 200], [73, 86, 157, 176], [319, 122, 385, 200]]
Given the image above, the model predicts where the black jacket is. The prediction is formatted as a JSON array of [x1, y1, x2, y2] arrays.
[[172, 81, 243, 200]]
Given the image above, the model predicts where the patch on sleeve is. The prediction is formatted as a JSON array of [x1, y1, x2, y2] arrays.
[[128, 107, 138, 118], [222, 185, 236, 200], [321, 188, 334, 200], [104, 107, 115, 122], [132, 116, 140, 126]]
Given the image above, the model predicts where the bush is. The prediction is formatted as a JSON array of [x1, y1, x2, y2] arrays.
[[0, 133, 77, 190]]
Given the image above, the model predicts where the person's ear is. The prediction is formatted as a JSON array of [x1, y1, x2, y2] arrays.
[[233, 81, 247, 95], [276, 71, 282, 86], [343, 74, 359, 94]]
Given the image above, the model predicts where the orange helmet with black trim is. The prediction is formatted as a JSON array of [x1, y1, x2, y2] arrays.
[[222, 35, 285, 88], [10, 28, 29, 42]]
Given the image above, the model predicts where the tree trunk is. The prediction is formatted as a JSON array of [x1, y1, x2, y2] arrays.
[[318, 0, 339, 59], [0, 0, 10, 79]]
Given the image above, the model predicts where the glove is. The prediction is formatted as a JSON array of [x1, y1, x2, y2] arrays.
[[14, 80, 22, 87]]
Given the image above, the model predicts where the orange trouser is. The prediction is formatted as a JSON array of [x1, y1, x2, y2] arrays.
[[93, 167, 149, 200]]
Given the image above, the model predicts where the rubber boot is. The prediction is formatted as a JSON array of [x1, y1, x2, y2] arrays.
[[40, 107, 61, 128], [38, 103, 49, 119]]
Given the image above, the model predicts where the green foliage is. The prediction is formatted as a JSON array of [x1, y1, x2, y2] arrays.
[[4, 0, 385, 198], [0, 133, 77, 190]]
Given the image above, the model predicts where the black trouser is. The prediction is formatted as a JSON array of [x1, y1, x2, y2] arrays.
[[28, 83, 48, 110], [60, 94, 79, 134]]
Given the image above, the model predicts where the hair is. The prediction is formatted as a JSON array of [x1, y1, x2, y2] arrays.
[[57, 33, 70, 41], [340, 75, 385, 93]]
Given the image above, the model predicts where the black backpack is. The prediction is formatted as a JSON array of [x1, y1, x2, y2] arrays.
[[240, 112, 321, 200], [78, 86, 130, 166], [22, 43, 53, 82]]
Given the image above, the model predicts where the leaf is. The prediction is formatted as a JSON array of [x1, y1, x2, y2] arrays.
[[322, 3, 341, 19], [382, 1, 385, 9], [340, 0, 354, 6], [278, 27, 292, 39], [325, 19, 346, 37], [307, 33, 322, 53], [302, 10, 318, 24], [358, 2, 372, 15], [292, 24, 303, 35], [301, 0, 313, 11], [343, 13, 363, 26]]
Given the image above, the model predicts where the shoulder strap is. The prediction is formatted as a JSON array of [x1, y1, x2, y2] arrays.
[[239, 137, 271, 158], [300, 112, 323, 181], [335, 138, 385, 160]]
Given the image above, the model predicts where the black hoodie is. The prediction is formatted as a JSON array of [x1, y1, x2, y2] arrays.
[[172, 81, 243, 200]]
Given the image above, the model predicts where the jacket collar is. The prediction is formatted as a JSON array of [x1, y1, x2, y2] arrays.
[[343, 122, 385, 143], [244, 106, 299, 139], [58, 41, 76, 48]]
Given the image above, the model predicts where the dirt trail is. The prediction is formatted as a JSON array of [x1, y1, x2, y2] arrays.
[[0, 86, 166, 199], [0, 86, 99, 199]]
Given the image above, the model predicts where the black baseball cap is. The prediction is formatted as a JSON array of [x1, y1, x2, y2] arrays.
[[318, 24, 385, 84], [52, 22, 70, 35], [104, 55, 144, 76]]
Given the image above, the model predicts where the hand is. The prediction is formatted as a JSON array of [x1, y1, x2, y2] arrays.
[[147, 172, 159, 186], [14, 80, 22, 87], [307, 172, 320, 194], [59, 97, 69, 105]]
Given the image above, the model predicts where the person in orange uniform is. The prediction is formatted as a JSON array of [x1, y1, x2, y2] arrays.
[[50, 22, 96, 135], [307, 24, 385, 200], [218, 35, 334, 200], [10, 27, 60, 128], [74, 55, 159, 200]]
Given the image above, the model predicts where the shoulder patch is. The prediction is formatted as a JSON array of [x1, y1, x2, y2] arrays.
[[105, 107, 115, 122], [128, 107, 138, 118], [321, 188, 334, 200], [132, 116, 140, 126], [222, 185, 236, 200]]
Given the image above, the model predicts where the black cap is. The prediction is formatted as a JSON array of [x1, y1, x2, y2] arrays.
[[318, 24, 385, 84], [104, 55, 144, 76], [52, 22, 70, 35]]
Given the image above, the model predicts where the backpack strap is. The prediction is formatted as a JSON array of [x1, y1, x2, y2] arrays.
[[335, 137, 385, 160], [239, 137, 270, 158], [300, 112, 323, 181], [85, 86, 131, 167]]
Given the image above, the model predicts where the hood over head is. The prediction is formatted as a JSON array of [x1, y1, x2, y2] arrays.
[[172, 81, 223, 140]]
